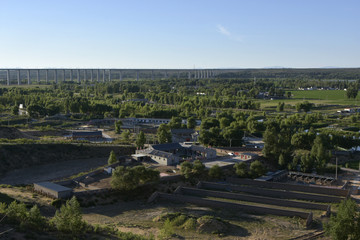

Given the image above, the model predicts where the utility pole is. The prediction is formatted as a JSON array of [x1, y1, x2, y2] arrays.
[[335, 157, 338, 180]]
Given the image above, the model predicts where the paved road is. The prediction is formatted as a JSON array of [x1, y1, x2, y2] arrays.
[[0, 157, 108, 185]]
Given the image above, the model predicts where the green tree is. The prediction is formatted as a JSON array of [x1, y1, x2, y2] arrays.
[[276, 102, 285, 112], [295, 101, 313, 112], [192, 160, 206, 178], [26, 205, 46, 231], [311, 135, 331, 171], [51, 196, 86, 235], [201, 117, 220, 130], [234, 162, 248, 178], [136, 131, 146, 148], [180, 161, 194, 179], [111, 166, 159, 191], [169, 116, 183, 129], [278, 153, 286, 168], [299, 152, 313, 172], [157, 124, 172, 143], [6, 201, 27, 223], [11, 105, 19, 115], [120, 129, 131, 142], [115, 120, 122, 134], [291, 132, 316, 150], [250, 160, 266, 178], [108, 150, 117, 165], [325, 198, 360, 240], [208, 165, 223, 179], [287, 91, 292, 98], [346, 83, 359, 99], [187, 117, 197, 129]]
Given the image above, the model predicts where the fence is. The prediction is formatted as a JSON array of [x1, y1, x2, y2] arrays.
[[198, 182, 344, 203], [227, 177, 349, 197]]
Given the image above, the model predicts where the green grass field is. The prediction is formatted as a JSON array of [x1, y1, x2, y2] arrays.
[[259, 90, 360, 108], [291, 90, 360, 101]]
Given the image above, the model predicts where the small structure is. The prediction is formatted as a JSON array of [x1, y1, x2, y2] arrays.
[[134, 143, 217, 166], [34, 182, 72, 199], [171, 129, 196, 142], [18, 104, 28, 116]]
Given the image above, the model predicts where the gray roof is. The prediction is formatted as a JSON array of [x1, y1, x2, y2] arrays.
[[151, 143, 182, 151], [149, 150, 173, 158], [34, 182, 72, 192], [171, 129, 195, 135]]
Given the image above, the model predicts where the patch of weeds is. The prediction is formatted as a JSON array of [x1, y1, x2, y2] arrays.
[[158, 218, 175, 240], [182, 218, 197, 230], [171, 214, 188, 227]]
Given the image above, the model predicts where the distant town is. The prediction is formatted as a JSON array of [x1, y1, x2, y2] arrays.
[[1, 68, 360, 239]]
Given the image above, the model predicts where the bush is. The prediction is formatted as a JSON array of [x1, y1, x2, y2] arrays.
[[208, 165, 223, 179], [117, 231, 153, 240], [234, 162, 248, 177], [171, 214, 188, 226], [182, 218, 197, 230], [250, 160, 266, 178], [158, 218, 175, 240]]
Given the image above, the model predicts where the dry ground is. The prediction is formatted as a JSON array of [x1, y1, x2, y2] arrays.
[[82, 200, 328, 240], [0, 157, 108, 185]]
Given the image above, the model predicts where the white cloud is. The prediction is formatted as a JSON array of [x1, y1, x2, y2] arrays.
[[217, 24, 231, 36], [216, 24, 242, 42]]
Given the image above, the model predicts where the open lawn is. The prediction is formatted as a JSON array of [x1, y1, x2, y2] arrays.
[[258, 90, 360, 109]]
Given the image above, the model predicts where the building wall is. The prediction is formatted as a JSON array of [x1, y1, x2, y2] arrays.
[[34, 184, 72, 199]]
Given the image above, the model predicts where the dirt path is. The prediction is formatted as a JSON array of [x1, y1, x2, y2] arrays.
[[0, 157, 108, 185]]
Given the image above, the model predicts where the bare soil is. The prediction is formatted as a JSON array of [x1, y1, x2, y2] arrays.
[[82, 200, 324, 240]]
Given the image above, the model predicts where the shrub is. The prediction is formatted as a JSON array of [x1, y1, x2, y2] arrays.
[[117, 231, 153, 240], [158, 218, 174, 240], [182, 218, 197, 230], [208, 165, 223, 179], [250, 160, 266, 178], [171, 214, 188, 226], [234, 162, 248, 177]]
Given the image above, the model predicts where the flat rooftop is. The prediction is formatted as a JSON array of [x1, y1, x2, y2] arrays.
[[34, 182, 72, 192]]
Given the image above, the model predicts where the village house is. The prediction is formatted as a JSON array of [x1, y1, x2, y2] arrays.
[[133, 143, 216, 166]]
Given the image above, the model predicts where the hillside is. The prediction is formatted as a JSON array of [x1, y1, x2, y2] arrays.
[[0, 144, 135, 177], [0, 126, 36, 139]]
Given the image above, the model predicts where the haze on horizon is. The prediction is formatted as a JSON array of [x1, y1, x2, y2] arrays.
[[0, 0, 359, 69]]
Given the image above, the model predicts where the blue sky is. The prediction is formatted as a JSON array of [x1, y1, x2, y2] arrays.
[[0, 0, 359, 68]]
